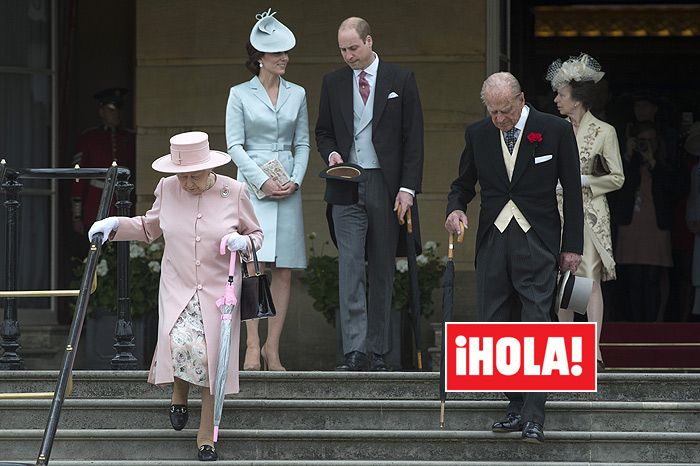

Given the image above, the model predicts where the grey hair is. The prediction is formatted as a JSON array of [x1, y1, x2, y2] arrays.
[[480, 72, 522, 105]]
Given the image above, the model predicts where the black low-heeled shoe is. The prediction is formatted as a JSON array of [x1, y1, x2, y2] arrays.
[[198, 444, 218, 461], [169, 404, 188, 431]]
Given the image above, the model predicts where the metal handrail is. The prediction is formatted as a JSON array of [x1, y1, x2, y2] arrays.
[[0, 273, 98, 298], [34, 164, 119, 466]]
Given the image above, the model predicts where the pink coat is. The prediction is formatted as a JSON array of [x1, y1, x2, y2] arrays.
[[113, 174, 263, 394]]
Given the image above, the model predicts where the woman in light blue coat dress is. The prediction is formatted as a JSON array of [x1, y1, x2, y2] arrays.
[[225, 10, 309, 371]]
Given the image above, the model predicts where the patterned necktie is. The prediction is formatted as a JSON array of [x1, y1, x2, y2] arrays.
[[359, 70, 370, 105], [503, 127, 519, 154]]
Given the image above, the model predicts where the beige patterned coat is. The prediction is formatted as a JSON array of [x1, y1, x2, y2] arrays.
[[558, 111, 625, 281]]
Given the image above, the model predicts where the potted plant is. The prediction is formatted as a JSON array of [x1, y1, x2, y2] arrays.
[[72, 240, 164, 368], [299, 232, 338, 325], [300, 233, 447, 368]]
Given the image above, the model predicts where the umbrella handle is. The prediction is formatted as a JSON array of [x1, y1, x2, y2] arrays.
[[448, 234, 455, 260], [406, 208, 413, 234], [228, 251, 237, 276], [220, 235, 238, 277]]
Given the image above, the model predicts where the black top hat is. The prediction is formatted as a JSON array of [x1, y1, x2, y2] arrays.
[[319, 163, 367, 205], [93, 88, 129, 109]]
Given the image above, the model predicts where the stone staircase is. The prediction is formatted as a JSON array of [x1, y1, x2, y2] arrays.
[[1, 371, 699, 465]]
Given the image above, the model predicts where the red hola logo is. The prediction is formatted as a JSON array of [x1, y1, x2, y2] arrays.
[[445, 323, 597, 392]]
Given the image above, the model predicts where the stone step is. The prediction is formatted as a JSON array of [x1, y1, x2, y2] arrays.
[[2, 429, 699, 463], [2, 399, 699, 432], [1, 462, 694, 466], [2, 371, 700, 401]]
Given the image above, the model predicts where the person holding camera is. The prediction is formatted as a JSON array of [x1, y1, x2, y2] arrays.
[[609, 121, 679, 322]]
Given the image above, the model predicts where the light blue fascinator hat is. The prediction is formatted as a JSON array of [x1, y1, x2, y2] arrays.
[[249, 8, 296, 53]]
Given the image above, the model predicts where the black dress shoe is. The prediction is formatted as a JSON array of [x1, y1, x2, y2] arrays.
[[335, 351, 369, 371], [491, 413, 522, 432], [198, 444, 218, 461], [369, 353, 390, 371], [522, 421, 545, 443], [169, 404, 188, 431]]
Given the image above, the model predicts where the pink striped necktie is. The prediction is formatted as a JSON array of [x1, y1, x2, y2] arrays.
[[359, 70, 370, 105]]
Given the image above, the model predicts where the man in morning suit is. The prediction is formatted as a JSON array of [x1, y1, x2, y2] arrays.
[[315, 17, 424, 371], [445, 72, 583, 443]]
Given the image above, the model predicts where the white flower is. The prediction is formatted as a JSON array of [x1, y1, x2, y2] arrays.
[[416, 254, 429, 266], [130, 243, 146, 258], [424, 241, 438, 252], [396, 258, 408, 273], [96, 259, 109, 277], [148, 242, 162, 252], [148, 261, 161, 273]]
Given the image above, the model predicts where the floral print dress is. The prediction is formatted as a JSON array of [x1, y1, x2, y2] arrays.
[[170, 293, 209, 386]]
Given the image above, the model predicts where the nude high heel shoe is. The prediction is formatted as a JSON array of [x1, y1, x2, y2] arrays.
[[261, 345, 286, 371], [243, 346, 261, 371]]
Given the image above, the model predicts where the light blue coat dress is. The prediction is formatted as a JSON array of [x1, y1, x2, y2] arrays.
[[225, 76, 309, 268]]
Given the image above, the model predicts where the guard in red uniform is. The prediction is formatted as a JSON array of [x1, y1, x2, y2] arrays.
[[71, 88, 136, 233]]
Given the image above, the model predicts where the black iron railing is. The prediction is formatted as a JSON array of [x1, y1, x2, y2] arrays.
[[0, 162, 136, 465]]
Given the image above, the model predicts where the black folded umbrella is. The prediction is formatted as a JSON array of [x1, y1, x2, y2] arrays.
[[439, 224, 463, 428], [405, 208, 422, 370]]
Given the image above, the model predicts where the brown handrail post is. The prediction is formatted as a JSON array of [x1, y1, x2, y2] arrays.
[[111, 167, 138, 369]]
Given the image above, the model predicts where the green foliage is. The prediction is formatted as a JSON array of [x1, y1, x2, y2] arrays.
[[299, 234, 446, 326], [72, 240, 163, 318], [392, 241, 446, 318], [299, 233, 339, 326]]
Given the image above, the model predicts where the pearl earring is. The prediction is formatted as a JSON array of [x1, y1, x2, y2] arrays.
[[258, 62, 262, 68]]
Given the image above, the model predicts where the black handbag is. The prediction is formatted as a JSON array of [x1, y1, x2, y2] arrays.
[[240, 242, 276, 321], [591, 153, 611, 176]]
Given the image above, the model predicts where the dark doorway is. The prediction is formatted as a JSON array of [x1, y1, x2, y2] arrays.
[[510, 1, 700, 369]]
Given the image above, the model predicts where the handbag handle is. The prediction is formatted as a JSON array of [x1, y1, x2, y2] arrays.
[[242, 236, 261, 278]]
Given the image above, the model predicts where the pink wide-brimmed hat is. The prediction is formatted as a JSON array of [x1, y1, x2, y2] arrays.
[[151, 131, 231, 173]]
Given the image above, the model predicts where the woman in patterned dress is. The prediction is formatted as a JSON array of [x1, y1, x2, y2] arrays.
[[88, 131, 263, 461], [546, 54, 625, 368]]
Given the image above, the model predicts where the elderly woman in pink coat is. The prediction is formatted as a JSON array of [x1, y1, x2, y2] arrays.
[[88, 131, 263, 461]]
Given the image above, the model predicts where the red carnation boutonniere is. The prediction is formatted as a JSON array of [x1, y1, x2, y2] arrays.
[[527, 132, 543, 144]]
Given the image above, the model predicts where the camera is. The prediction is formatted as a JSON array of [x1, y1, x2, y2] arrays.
[[637, 140, 650, 152]]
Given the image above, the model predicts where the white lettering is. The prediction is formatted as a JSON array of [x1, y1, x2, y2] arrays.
[[469, 337, 493, 375], [455, 335, 467, 375], [495, 337, 520, 376], [523, 337, 541, 375], [541, 337, 569, 375]]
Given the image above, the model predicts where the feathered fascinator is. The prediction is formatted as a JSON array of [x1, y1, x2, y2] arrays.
[[545, 53, 605, 91]]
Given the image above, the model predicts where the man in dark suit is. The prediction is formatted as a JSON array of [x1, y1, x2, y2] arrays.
[[315, 17, 424, 371], [445, 72, 583, 443]]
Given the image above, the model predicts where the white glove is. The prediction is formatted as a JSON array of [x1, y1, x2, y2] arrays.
[[580, 175, 591, 187], [87, 217, 119, 244], [224, 232, 248, 252]]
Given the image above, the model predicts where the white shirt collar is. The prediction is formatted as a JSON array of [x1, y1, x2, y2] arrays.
[[354, 53, 379, 78], [513, 105, 530, 132]]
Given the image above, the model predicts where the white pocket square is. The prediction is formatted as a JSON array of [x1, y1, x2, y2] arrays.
[[388, 92, 399, 99], [535, 154, 553, 164]]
